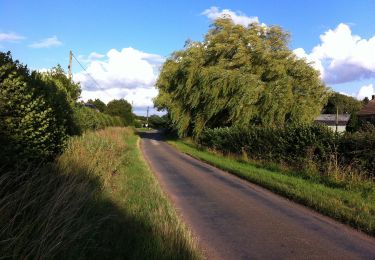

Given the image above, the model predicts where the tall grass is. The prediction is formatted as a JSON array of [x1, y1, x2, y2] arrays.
[[0, 157, 104, 259], [0, 128, 200, 259]]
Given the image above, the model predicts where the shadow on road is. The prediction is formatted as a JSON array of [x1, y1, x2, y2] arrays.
[[136, 129, 166, 141]]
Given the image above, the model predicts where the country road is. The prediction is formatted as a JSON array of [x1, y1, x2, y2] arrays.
[[140, 131, 375, 259]]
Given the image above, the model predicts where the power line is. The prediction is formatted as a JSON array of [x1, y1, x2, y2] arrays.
[[71, 51, 115, 99]]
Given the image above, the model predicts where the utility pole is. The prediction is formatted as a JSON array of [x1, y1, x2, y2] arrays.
[[146, 106, 149, 129], [68, 50, 73, 80], [334, 106, 339, 174], [336, 107, 339, 134]]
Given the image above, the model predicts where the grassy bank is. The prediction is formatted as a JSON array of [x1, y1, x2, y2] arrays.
[[168, 139, 375, 236], [0, 128, 200, 259]]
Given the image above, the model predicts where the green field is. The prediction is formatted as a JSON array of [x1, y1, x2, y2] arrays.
[[168, 139, 375, 236]]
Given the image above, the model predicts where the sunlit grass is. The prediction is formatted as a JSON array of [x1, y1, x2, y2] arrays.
[[168, 139, 375, 236]]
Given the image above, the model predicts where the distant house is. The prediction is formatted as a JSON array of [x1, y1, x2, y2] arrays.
[[357, 95, 375, 123], [314, 114, 351, 133]]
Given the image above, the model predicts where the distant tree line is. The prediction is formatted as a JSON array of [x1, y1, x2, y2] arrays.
[[323, 92, 363, 114], [322, 92, 371, 132]]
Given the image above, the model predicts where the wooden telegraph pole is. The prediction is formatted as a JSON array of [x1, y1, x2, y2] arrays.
[[336, 107, 339, 134], [146, 106, 149, 129], [68, 50, 73, 80]]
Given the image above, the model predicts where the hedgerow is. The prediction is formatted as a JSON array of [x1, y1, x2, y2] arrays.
[[199, 125, 375, 178], [0, 51, 124, 167], [338, 125, 375, 177], [73, 105, 124, 133], [0, 52, 71, 165]]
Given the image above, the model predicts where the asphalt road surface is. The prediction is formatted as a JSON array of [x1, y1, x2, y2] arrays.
[[140, 131, 375, 260]]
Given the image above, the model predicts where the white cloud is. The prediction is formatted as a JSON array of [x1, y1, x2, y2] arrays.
[[356, 84, 374, 100], [29, 36, 62, 48], [74, 47, 165, 113], [36, 68, 49, 73], [202, 6, 259, 26], [294, 23, 375, 84], [0, 32, 25, 42]]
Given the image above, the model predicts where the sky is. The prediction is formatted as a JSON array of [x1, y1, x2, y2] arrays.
[[1, 0, 375, 115]]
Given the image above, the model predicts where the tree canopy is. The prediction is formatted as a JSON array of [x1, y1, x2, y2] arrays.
[[106, 99, 134, 125], [154, 18, 329, 137], [148, 114, 169, 129], [88, 98, 107, 112], [322, 92, 363, 114], [42, 64, 81, 103]]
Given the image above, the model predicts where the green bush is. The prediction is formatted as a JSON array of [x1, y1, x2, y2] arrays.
[[339, 127, 375, 177], [113, 116, 124, 127], [148, 114, 169, 129], [0, 52, 74, 165], [72, 105, 124, 133], [106, 99, 134, 126]]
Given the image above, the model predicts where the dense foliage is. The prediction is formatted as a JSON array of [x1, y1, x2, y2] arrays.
[[86, 98, 136, 126], [199, 125, 375, 178], [155, 18, 329, 137], [73, 105, 124, 133], [339, 125, 375, 176], [0, 51, 124, 166], [148, 114, 170, 129], [106, 99, 134, 126], [322, 92, 363, 114], [87, 98, 107, 112], [199, 125, 335, 171], [0, 52, 77, 164]]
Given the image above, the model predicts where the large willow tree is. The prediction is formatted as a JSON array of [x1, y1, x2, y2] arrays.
[[155, 18, 329, 137]]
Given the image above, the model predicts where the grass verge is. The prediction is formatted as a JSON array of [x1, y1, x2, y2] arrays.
[[168, 139, 375, 236], [0, 128, 200, 259]]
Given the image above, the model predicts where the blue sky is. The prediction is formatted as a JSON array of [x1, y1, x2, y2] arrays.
[[1, 0, 375, 115]]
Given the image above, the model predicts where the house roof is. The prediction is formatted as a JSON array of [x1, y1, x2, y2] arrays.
[[358, 99, 375, 116], [315, 114, 351, 126], [84, 103, 100, 111]]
